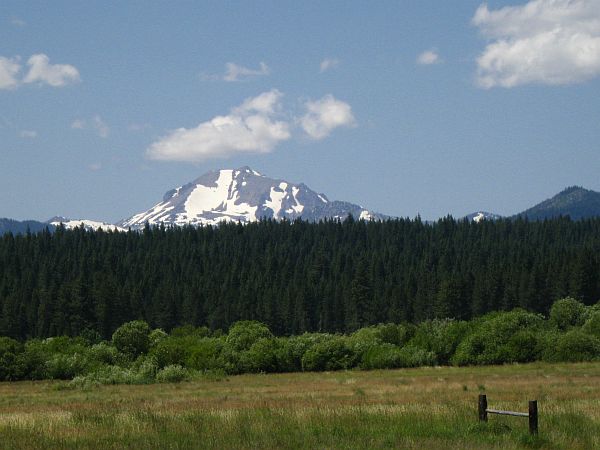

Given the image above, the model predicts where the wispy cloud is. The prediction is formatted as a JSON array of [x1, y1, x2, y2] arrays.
[[71, 119, 85, 129], [320, 58, 340, 73], [71, 115, 110, 138], [417, 49, 441, 65], [92, 116, 109, 138], [88, 163, 102, 171], [201, 62, 270, 82], [299, 94, 355, 140], [10, 17, 25, 27], [473, 0, 600, 88], [128, 123, 151, 132], [19, 130, 37, 139]]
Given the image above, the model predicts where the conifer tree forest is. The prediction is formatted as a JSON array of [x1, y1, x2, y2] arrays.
[[0, 216, 599, 341]]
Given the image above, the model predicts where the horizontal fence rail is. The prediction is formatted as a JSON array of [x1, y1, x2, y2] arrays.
[[478, 394, 538, 435]]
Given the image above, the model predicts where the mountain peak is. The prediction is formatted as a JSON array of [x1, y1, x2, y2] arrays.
[[118, 168, 384, 228], [517, 186, 600, 221]]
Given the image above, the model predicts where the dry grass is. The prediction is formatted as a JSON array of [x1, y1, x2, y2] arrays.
[[0, 362, 599, 449]]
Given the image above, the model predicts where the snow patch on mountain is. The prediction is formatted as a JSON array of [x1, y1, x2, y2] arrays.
[[48, 217, 126, 232], [465, 211, 503, 223]]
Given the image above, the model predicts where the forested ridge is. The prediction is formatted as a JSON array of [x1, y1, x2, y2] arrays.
[[1, 217, 599, 340]]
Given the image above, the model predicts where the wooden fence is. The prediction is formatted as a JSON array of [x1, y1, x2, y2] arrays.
[[478, 394, 538, 435]]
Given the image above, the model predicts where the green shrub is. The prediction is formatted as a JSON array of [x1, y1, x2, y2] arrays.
[[360, 343, 404, 369], [87, 342, 121, 366], [373, 323, 415, 347], [543, 330, 600, 362], [452, 310, 545, 366], [397, 345, 436, 367], [549, 297, 589, 330], [185, 337, 224, 371], [226, 321, 273, 352], [0, 337, 23, 381], [149, 329, 168, 348], [150, 336, 198, 368], [582, 311, 600, 338], [112, 320, 151, 358], [156, 364, 190, 383], [301, 336, 357, 372], [14, 340, 49, 380], [410, 319, 470, 365], [241, 338, 282, 373], [274, 333, 332, 372], [45, 353, 90, 379]]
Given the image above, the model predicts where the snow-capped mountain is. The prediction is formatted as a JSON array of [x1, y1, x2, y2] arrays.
[[465, 211, 503, 223], [48, 217, 126, 232], [118, 167, 385, 229]]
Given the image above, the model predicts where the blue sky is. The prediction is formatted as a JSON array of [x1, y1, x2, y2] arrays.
[[1, 0, 599, 222]]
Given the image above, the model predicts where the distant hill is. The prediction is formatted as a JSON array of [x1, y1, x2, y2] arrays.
[[0, 218, 54, 235], [516, 186, 600, 221]]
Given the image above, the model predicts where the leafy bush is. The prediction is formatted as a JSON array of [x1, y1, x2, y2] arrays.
[[0, 337, 23, 381], [360, 343, 403, 369], [156, 364, 190, 383], [274, 333, 332, 372], [14, 340, 49, 380], [150, 336, 196, 368], [226, 321, 273, 352], [582, 311, 600, 338], [373, 323, 415, 347], [397, 345, 436, 368], [452, 310, 545, 365], [301, 336, 357, 371], [185, 337, 224, 371], [112, 320, 151, 358], [87, 342, 121, 366], [549, 297, 589, 331], [149, 329, 168, 348], [543, 330, 600, 362], [45, 353, 90, 379], [410, 319, 470, 365], [240, 337, 283, 373]]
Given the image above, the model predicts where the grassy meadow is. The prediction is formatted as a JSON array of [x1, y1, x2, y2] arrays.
[[0, 362, 599, 449]]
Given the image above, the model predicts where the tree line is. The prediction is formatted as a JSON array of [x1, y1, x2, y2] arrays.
[[0, 216, 599, 340]]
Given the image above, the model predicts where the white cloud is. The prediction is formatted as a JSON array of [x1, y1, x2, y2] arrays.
[[417, 50, 441, 65], [0, 56, 21, 90], [223, 62, 270, 82], [320, 58, 340, 73], [23, 54, 80, 87], [147, 89, 291, 162], [299, 94, 355, 140], [473, 0, 600, 88], [19, 130, 37, 138], [88, 163, 102, 171], [71, 116, 109, 138]]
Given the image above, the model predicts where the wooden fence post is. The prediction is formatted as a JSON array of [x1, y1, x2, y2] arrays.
[[478, 394, 488, 422], [529, 400, 538, 435]]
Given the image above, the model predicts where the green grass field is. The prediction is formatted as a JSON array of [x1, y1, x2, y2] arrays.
[[1, 362, 599, 449]]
